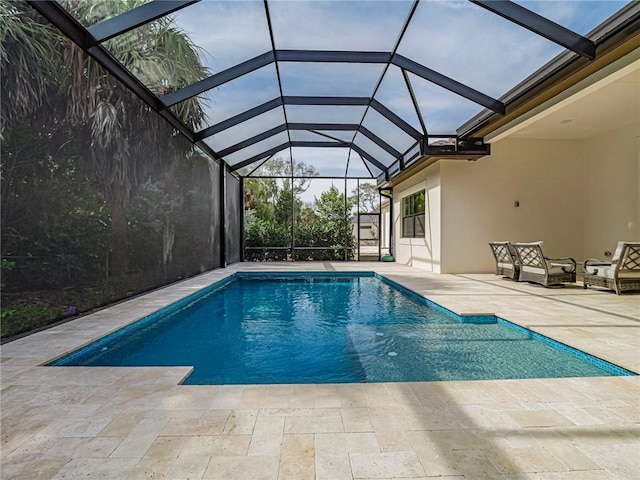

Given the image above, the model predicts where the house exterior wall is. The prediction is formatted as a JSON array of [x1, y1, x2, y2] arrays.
[[392, 139, 585, 273], [583, 121, 640, 260], [392, 126, 639, 274], [440, 138, 584, 273], [392, 162, 441, 272]]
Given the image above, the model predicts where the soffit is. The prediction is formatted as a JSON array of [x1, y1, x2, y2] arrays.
[[488, 51, 640, 141]]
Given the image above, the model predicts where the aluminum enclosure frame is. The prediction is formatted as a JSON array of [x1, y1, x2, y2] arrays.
[[27, 0, 638, 184]]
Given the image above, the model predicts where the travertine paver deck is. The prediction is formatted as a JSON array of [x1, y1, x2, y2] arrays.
[[1, 262, 639, 479]]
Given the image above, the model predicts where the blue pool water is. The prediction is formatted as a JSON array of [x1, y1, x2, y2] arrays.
[[50, 273, 635, 384]]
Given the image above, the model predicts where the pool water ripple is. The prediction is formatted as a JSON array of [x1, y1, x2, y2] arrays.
[[50, 274, 635, 384]]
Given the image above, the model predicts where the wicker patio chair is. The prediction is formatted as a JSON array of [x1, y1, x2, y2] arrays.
[[583, 241, 640, 295], [489, 241, 520, 280], [513, 242, 576, 287]]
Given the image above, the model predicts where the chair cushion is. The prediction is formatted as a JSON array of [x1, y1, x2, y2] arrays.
[[585, 265, 616, 279], [522, 265, 545, 275], [522, 263, 572, 275]]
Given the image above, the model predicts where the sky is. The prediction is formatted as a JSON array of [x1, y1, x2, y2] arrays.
[[99, 0, 630, 200]]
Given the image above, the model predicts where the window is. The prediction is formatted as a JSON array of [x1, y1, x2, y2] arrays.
[[402, 190, 425, 238]]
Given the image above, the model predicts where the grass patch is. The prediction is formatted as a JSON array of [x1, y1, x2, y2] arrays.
[[1, 286, 125, 339], [1, 274, 178, 340]]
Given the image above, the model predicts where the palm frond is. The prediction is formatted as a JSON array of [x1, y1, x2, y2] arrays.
[[0, 1, 62, 135]]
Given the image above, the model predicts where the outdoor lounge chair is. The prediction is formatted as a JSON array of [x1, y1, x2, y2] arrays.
[[513, 242, 576, 287], [489, 241, 520, 280], [583, 241, 640, 295]]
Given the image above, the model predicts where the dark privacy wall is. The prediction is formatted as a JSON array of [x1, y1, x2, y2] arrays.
[[0, 5, 235, 338], [226, 172, 242, 265]]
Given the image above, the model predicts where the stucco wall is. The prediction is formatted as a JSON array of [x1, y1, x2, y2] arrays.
[[440, 138, 585, 273], [392, 162, 441, 272], [583, 121, 640, 260], [393, 138, 589, 273]]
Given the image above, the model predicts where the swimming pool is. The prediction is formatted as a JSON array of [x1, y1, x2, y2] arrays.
[[50, 272, 635, 384]]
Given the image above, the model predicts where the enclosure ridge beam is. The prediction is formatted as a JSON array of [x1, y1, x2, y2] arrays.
[[286, 97, 417, 147], [88, 0, 200, 44], [282, 96, 371, 106], [197, 95, 398, 137], [218, 121, 400, 162], [198, 96, 416, 153], [292, 141, 388, 173], [391, 54, 506, 115], [230, 143, 291, 171], [199, 96, 373, 139], [288, 123, 360, 130], [276, 50, 392, 63], [217, 124, 288, 157], [290, 141, 347, 148], [470, 0, 595, 60], [370, 100, 423, 140], [195, 97, 284, 140], [230, 139, 388, 174], [218, 123, 358, 158], [161, 51, 276, 107], [307, 130, 352, 144]]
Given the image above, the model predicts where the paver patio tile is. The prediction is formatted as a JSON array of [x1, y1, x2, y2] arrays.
[[315, 432, 380, 455], [349, 451, 425, 478], [1, 263, 638, 480], [50, 457, 139, 479], [179, 435, 251, 457], [202, 455, 280, 480], [316, 453, 352, 480], [278, 434, 315, 480], [247, 415, 285, 456]]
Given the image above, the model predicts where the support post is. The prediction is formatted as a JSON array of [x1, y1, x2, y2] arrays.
[[220, 162, 227, 268], [378, 188, 382, 261], [344, 177, 348, 261], [356, 179, 361, 261], [240, 177, 245, 263], [290, 161, 295, 261], [389, 193, 394, 257]]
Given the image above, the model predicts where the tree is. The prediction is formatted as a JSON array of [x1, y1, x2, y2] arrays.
[[351, 183, 380, 213], [56, 0, 210, 276], [252, 157, 318, 195], [244, 159, 347, 260], [312, 185, 355, 260], [244, 158, 319, 228], [0, 2, 62, 136]]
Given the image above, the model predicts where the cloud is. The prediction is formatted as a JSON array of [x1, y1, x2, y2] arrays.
[[267, 0, 415, 51], [173, 1, 272, 72]]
